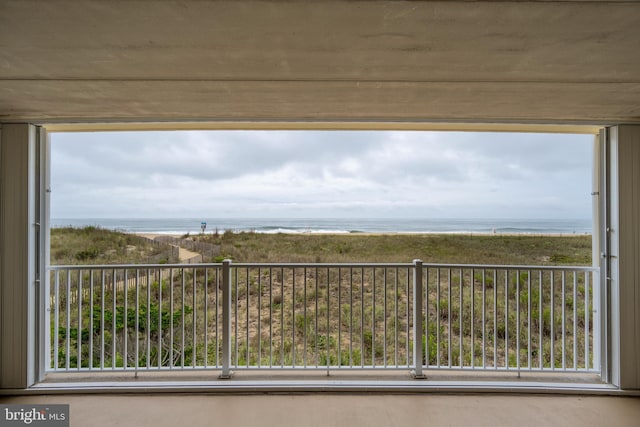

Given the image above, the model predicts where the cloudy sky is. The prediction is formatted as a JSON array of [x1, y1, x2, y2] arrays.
[[50, 130, 594, 219]]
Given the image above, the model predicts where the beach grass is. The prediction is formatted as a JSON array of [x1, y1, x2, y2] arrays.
[[195, 231, 592, 266], [51, 226, 592, 267], [51, 226, 179, 265]]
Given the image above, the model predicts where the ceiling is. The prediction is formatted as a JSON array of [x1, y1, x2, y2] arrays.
[[1, 0, 640, 126]]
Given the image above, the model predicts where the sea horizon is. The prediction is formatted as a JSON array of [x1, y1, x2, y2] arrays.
[[50, 217, 593, 236]]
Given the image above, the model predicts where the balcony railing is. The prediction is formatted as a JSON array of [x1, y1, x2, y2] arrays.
[[48, 261, 599, 378]]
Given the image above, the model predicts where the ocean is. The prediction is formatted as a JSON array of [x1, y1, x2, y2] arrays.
[[50, 218, 592, 235]]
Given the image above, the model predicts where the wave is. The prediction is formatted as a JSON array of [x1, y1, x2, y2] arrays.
[[52, 218, 593, 235]]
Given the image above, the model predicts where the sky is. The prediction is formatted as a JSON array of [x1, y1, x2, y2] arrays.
[[50, 130, 594, 220]]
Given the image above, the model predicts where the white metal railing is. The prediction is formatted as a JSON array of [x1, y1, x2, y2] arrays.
[[47, 261, 599, 378]]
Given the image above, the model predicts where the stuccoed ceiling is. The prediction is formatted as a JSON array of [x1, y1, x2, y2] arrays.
[[1, 0, 639, 125]]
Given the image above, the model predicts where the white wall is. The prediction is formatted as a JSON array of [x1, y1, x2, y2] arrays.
[[0, 124, 37, 389], [608, 125, 640, 389]]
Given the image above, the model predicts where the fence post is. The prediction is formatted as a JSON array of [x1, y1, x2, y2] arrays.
[[218, 259, 234, 379], [412, 259, 426, 379]]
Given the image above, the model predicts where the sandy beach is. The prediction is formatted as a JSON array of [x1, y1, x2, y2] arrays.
[[137, 231, 591, 239]]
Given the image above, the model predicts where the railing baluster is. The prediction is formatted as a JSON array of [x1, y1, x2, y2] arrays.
[[112, 268, 117, 369], [258, 268, 262, 368], [412, 260, 425, 378], [394, 267, 398, 367], [338, 268, 343, 368], [326, 267, 330, 374], [77, 269, 82, 371], [406, 267, 410, 368], [158, 269, 163, 369], [361, 267, 365, 367], [235, 266, 239, 367], [89, 270, 94, 370], [504, 270, 509, 369], [315, 267, 319, 367], [123, 269, 127, 370], [66, 269, 71, 370], [280, 267, 284, 367], [292, 267, 295, 367], [303, 267, 307, 368], [349, 267, 354, 367], [423, 268, 427, 369], [573, 271, 577, 370], [100, 270, 105, 370], [562, 271, 566, 371], [219, 260, 232, 378], [169, 268, 173, 368], [192, 268, 197, 368], [54, 271, 59, 371], [245, 267, 250, 367], [493, 269, 497, 369], [527, 270, 532, 370], [204, 268, 208, 368], [551, 271, 555, 370], [269, 267, 273, 367], [372, 267, 376, 368], [448, 268, 452, 368], [215, 267, 219, 367], [135, 269, 139, 374], [585, 271, 590, 370], [314, 267, 320, 368], [516, 269, 520, 376], [436, 268, 441, 368], [382, 267, 387, 368], [144, 269, 150, 369], [459, 268, 463, 368], [471, 268, 474, 369], [538, 270, 543, 370], [481, 269, 486, 369], [180, 267, 184, 368]]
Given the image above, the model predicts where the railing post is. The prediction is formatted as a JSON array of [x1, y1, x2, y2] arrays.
[[412, 259, 426, 379], [219, 259, 234, 379]]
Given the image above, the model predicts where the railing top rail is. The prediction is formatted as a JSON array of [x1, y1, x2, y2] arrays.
[[232, 262, 416, 268], [47, 262, 415, 270], [48, 262, 598, 272], [48, 263, 225, 270], [421, 263, 599, 272]]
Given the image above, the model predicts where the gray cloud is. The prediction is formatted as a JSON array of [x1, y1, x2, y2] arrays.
[[51, 130, 593, 219]]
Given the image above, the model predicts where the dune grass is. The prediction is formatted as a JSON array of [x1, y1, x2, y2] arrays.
[[51, 226, 178, 265], [196, 231, 592, 266], [51, 226, 592, 266]]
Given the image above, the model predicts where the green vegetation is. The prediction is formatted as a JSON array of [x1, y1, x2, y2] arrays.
[[53, 227, 592, 267], [195, 231, 592, 265], [53, 275, 195, 369], [51, 226, 178, 265], [51, 228, 594, 371]]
